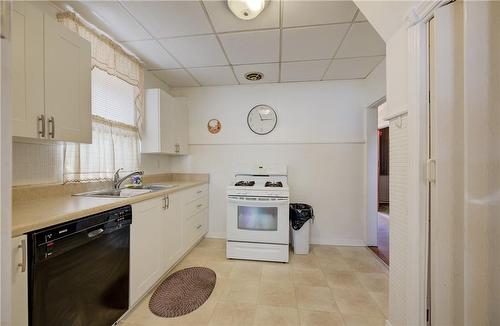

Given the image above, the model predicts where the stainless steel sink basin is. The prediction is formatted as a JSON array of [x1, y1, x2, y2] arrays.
[[73, 184, 177, 198]]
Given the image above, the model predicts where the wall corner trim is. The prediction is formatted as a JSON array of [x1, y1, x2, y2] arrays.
[[405, 0, 450, 26], [384, 106, 409, 121]]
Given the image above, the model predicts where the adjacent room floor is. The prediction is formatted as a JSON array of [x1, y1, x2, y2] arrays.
[[368, 211, 390, 265], [120, 239, 388, 326]]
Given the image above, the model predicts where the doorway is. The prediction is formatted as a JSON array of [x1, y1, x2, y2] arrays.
[[372, 124, 389, 265], [366, 100, 389, 266]]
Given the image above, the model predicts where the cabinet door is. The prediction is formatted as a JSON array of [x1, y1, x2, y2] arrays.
[[130, 198, 163, 307], [12, 235, 28, 326], [44, 16, 91, 143], [162, 193, 183, 272], [174, 98, 189, 155], [12, 3, 44, 138], [159, 90, 176, 154]]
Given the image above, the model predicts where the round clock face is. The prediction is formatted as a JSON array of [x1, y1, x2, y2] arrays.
[[247, 105, 277, 135]]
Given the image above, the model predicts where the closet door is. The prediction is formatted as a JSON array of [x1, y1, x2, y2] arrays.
[[44, 15, 92, 143], [12, 3, 44, 138]]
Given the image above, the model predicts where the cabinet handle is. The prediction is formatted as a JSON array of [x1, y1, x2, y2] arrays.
[[37, 115, 46, 138], [48, 116, 55, 138], [175, 144, 180, 153], [197, 190, 202, 194], [196, 204, 203, 208], [196, 224, 202, 230], [166, 195, 170, 209], [18, 239, 26, 273], [162, 196, 167, 210]]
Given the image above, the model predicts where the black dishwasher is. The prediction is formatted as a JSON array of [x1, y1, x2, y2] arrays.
[[29, 205, 132, 326]]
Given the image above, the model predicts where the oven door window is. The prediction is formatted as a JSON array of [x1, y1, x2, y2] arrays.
[[237, 206, 278, 231]]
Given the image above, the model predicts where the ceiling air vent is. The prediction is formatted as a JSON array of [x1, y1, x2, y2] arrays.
[[244, 72, 264, 81]]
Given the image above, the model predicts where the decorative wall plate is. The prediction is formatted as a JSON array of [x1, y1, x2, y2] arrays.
[[207, 119, 221, 134]]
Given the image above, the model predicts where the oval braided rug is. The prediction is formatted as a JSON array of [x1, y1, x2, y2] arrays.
[[148, 267, 216, 318]]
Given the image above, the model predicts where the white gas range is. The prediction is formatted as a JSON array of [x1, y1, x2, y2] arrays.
[[226, 165, 289, 263]]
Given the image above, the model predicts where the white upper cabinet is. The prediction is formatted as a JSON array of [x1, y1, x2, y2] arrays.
[[142, 88, 188, 155], [12, 3, 92, 143], [44, 17, 92, 143]]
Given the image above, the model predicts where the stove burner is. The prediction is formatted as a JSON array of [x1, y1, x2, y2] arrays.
[[265, 181, 283, 188], [235, 181, 255, 187]]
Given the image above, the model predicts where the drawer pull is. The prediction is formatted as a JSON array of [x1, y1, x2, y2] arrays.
[[196, 224, 202, 230], [196, 204, 203, 208], [196, 190, 202, 194]]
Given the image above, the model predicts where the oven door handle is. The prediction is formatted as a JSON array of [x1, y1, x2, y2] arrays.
[[227, 197, 289, 204]]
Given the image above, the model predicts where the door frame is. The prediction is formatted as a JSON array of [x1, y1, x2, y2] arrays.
[[366, 96, 385, 247]]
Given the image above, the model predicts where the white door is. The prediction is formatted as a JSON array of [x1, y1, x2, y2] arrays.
[[174, 97, 188, 155], [12, 235, 28, 326], [159, 90, 176, 154], [12, 3, 44, 139], [226, 196, 289, 244], [130, 198, 163, 306], [161, 193, 183, 272], [44, 15, 91, 143]]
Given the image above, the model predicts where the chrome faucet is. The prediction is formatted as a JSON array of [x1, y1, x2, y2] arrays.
[[113, 168, 144, 189]]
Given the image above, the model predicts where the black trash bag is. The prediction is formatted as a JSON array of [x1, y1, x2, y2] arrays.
[[290, 203, 314, 230]]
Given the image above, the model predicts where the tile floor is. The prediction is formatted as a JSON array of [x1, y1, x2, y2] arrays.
[[120, 239, 388, 326]]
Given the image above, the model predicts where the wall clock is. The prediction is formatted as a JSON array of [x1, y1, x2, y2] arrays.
[[247, 104, 277, 135]]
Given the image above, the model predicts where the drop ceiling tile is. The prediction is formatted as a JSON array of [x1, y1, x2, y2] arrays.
[[203, 0, 279, 33], [188, 66, 238, 86], [336, 22, 385, 58], [121, 1, 212, 38], [219, 29, 280, 64], [123, 40, 179, 69], [58, 1, 150, 42], [152, 69, 199, 87], [159, 35, 228, 68], [281, 60, 330, 82], [233, 63, 279, 84], [282, 24, 350, 62], [355, 10, 368, 22], [282, 1, 357, 27], [324, 56, 384, 80]]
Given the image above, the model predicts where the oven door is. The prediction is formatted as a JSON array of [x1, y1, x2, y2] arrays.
[[227, 195, 289, 244]]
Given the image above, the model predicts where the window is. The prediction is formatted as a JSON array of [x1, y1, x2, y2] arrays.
[[63, 68, 140, 183]]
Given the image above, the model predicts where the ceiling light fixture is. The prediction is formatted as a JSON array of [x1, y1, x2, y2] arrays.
[[227, 0, 266, 20]]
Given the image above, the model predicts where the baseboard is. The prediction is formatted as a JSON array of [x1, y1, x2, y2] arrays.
[[205, 233, 366, 247], [205, 232, 226, 239], [310, 237, 366, 246]]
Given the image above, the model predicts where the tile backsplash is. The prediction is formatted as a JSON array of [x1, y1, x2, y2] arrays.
[[13, 142, 64, 186]]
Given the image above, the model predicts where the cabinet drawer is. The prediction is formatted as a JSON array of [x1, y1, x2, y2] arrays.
[[183, 184, 208, 203], [183, 209, 208, 248], [185, 196, 208, 218]]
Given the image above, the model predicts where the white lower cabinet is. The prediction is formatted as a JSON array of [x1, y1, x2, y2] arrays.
[[12, 235, 28, 326], [130, 198, 163, 307], [129, 184, 209, 307]]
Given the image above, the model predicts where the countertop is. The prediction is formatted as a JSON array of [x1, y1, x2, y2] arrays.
[[12, 180, 208, 237]]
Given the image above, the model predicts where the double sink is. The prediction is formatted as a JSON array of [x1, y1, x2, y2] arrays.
[[73, 184, 177, 198]]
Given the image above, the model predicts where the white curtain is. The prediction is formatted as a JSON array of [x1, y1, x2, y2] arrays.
[[63, 118, 140, 183], [56, 11, 144, 183], [432, 1, 500, 324]]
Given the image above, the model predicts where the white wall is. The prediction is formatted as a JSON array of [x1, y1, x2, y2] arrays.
[[386, 26, 409, 118], [170, 79, 383, 244]]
